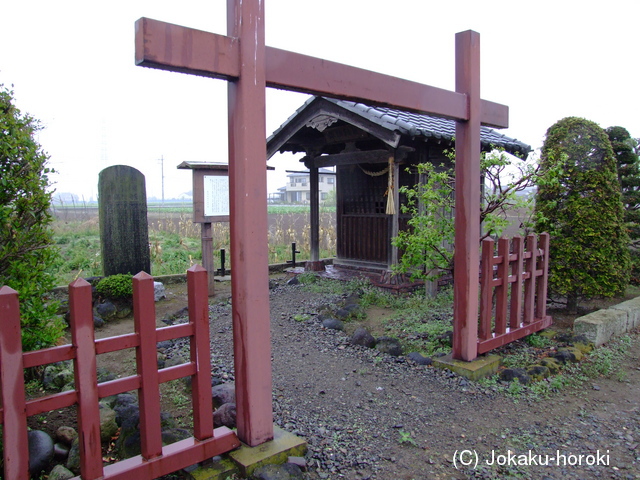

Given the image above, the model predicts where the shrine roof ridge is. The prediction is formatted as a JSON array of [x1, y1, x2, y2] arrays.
[[269, 96, 531, 157]]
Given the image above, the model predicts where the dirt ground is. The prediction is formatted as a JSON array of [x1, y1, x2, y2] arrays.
[[30, 276, 640, 480]]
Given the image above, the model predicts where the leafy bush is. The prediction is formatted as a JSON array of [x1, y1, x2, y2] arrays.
[[535, 117, 630, 311], [96, 274, 133, 299], [0, 84, 65, 351]]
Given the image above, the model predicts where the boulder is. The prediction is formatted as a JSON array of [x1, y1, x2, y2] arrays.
[[161, 427, 191, 445], [96, 301, 117, 320], [154, 281, 166, 301], [100, 406, 119, 443], [499, 368, 531, 385], [375, 337, 403, 356], [28, 430, 54, 476], [540, 357, 562, 374], [48, 464, 75, 480], [407, 352, 432, 365], [350, 327, 376, 348], [321, 317, 344, 331], [55, 426, 78, 447], [212, 382, 236, 408], [526, 365, 551, 381], [66, 438, 80, 474], [213, 403, 237, 428]]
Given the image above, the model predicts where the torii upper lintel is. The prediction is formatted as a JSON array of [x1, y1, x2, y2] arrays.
[[135, 17, 509, 129]]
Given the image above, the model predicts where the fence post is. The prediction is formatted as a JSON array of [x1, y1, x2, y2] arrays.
[[69, 278, 104, 479], [0, 286, 29, 480], [188, 265, 214, 440], [536, 233, 550, 319], [510, 236, 524, 329], [479, 238, 494, 341], [495, 237, 510, 335], [523, 234, 537, 324], [133, 271, 163, 459]]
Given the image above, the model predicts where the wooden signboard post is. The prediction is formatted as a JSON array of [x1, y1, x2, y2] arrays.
[[178, 162, 230, 296]]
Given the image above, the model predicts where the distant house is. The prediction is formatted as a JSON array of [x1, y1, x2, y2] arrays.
[[280, 168, 335, 204], [267, 96, 530, 278]]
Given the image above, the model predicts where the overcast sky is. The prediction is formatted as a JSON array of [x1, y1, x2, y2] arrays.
[[2, 1, 638, 201]]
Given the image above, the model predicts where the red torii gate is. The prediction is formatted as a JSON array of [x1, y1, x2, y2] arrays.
[[135, 0, 508, 446]]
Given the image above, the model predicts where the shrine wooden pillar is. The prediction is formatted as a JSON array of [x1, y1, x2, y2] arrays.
[[226, 0, 274, 445], [309, 166, 320, 264], [453, 31, 481, 361]]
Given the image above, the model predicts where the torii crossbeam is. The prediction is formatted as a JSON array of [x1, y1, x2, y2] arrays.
[[135, 0, 509, 446]]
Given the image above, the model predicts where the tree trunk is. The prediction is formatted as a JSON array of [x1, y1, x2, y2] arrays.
[[566, 293, 578, 314]]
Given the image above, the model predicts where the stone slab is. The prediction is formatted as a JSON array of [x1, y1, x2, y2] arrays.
[[574, 308, 628, 347], [432, 354, 501, 381], [609, 296, 640, 331], [228, 426, 307, 477], [186, 456, 239, 480]]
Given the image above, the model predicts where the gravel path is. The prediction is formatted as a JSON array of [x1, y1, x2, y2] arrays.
[[163, 281, 640, 480]]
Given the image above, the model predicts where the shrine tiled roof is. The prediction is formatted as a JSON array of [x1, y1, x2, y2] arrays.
[[321, 97, 531, 156], [268, 96, 531, 157]]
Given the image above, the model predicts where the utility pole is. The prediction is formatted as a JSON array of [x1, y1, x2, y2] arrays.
[[158, 155, 165, 205]]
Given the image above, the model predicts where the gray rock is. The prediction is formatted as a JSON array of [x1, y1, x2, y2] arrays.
[[66, 438, 80, 474], [42, 362, 72, 390], [164, 354, 186, 368], [96, 301, 117, 320], [54, 442, 70, 460], [252, 463, 303, 480], [375, 336, 403, 356], [343, 293, 361, 306], [212, 382, 236, 408], [499, 368, 531, 385], [53, 369, 74, 389], [321, 317, 344, 331], [28, 430, 54, 476], [407, 352, 432, 365], [93, 315, 105, 328], [351, 327, 376, 348], [48, 464, 75, 480], [100, 406, 119, 442], [55, 426, 78, 447], [213, 402, 237, 428], [335, 303, 362, 320], [286, 276, 300, 286], [161, 427, 191, 444], [154, 281, 166, 301]]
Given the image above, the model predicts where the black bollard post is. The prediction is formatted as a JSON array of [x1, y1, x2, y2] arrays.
[[218, 249, 226, 276], [287, 242, 301, 268]]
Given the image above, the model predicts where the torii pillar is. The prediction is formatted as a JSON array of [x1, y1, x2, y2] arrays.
[[135, 0, 508, 446]]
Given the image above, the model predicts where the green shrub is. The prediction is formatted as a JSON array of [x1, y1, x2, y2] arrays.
[[535, 117, 630, 311], [0, 84, 65, 351], [96, 274, 133, 299]]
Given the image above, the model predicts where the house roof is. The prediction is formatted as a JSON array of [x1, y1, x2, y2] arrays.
[[286, 168, 334, 177], [268, 96, 531, 158]]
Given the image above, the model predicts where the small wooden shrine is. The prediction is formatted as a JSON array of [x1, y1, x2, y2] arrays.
[[267, 96, 531, 282]]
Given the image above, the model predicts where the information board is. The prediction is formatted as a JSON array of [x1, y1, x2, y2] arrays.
[[203, 175, 230, 217]]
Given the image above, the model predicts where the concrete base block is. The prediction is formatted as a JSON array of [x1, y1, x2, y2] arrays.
[[304, 261, 326, 272], [610, 296, 640, 331], [432, 354, 501, 381], [574, 308, 628, 346], [228, 426, 307, 477]]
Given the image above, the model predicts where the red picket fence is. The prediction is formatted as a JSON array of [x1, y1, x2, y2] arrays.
[[477, 233, 552, 354], [0, 265, 239, 480]]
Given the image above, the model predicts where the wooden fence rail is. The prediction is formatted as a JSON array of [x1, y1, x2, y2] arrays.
[[0, 265, 239, 480], [477, 233, 552, 354]]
